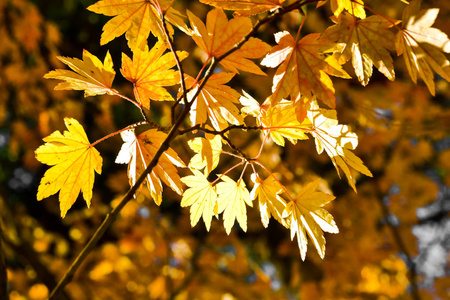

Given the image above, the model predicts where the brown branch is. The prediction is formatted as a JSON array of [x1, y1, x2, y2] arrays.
[[375, 193, 421, 300], [48, 2, 311, 298], [0, 222, 8, 300]]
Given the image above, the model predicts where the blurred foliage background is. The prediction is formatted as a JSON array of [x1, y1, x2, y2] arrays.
[[0, 0, 449, 299]]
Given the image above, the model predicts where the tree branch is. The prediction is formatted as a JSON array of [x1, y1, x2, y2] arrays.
[[48, 2, 310, 298]]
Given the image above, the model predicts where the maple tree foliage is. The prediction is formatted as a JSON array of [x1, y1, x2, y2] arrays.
[[1, 0, 450, 299]]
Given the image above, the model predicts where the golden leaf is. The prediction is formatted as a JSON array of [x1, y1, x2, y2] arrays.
[[88, 0, 189, 50], [395, 0, 450, 95], [261, 31, 350, 108], [180, 170, 218, 231], [115, 128, 185, 205], [282, 179, 338, 260], [44, 50, 116, 97], [217, 175, 253, 234], [121, 42, 188, 109], [323, 13, 398, 86], [200, 0, 286, 16], [35, 118, 102, 218], [187, 8, 271, 74]]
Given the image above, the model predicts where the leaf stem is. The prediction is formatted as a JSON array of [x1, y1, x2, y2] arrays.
[[90, 121, 148, 147]]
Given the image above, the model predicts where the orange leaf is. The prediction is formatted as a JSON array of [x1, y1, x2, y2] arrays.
[[88, 0, 189, 50], [121, 42, 188, 109], [185, 73, 243, 131], [283, 179, 338, 260], [329, 0, 366, 19], [261, 31, 350, 108], [115, 129, 185, 205], [187, 8, 270, 75], [395, 0, 450, 95], [35, 118, 102, 218], [323, 13, 398, 86], [44, 50, 116, 97]]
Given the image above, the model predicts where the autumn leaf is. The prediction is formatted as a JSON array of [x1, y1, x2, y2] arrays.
[[282, 179, 338, 260], [261, 100, 309, 147], [322, 12, 397, 86], [261, 31, 350, 108], [35, 118, 102, 218], [188, 135, 222, 175], [115, 128, 185, 205], [185, 73, 243, 131], [121, 42, 188, 109], [87, 0, 189, 50], [187, 8, 271, 74], [200, 0, 286, 16], [329, 0, 366, 19], [395, 0, 450, 95], [217, 175, 253, 234], [44, 50, 116, 97], [180, 170, 218, 231], [250, 174, 288, 228], [307, 100, 372, 191]]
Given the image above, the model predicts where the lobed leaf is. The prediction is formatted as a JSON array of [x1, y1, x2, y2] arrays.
[[283, 179, 338, 260], [44, 50, 116, 97], [115, 129, 185, 205], [187, 8, 271, 75], [395, 0, 450, 95], [261, 31, 350, 108], [88, 0, 189, 50], [188, 135, 222, 175], [35, 118, 102, 218], [121, 42, 188, 109], [180, 170, 218, 231]]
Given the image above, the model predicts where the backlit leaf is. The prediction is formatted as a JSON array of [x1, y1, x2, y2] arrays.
[[261, 31, 350, 108], [181, 170, 218, 231], [395, 0, 450, 95], [187, 8, 271, 74], [185, 73, 243, 131], [330, 0, 366, 19], [250, 174, 288, 228], [115, 128, 185, 205], [44, 50, 116, 97], [282, 179, 338, 260], [188, 135, 222, 175], [323, 13, 398, 86], [121, 42, 188, 109], [217, 175, 253, 234], [35, 118, 102, 218], [88, 0, 189, 50], [307, 100, 372, 191]]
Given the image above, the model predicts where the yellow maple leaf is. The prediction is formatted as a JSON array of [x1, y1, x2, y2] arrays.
[[35, 118, 103, 218], [307, 100, 372, 191], [187, 8, 271, 75], [330, 0, 366, 19], [217, 175, 253, 234], [250, 174, 289, 228], [261, 31, 350, 108], [261, 100, 309, 146], [200, 0, 286, 16], [395, 0, 450, 95], [88, 0, 189, 50], [121, 42, 188, 109], [323, 13, 398, 86], [44, 50, 116, 97], [282, 179, 338, 260], [185, 73, 243, 131], [115, 128, 185, 205], [188, 135, 222, 175], [180, 170, 218, 231]]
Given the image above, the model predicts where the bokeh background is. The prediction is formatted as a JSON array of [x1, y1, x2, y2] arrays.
[[0, 0, 449, 299]]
